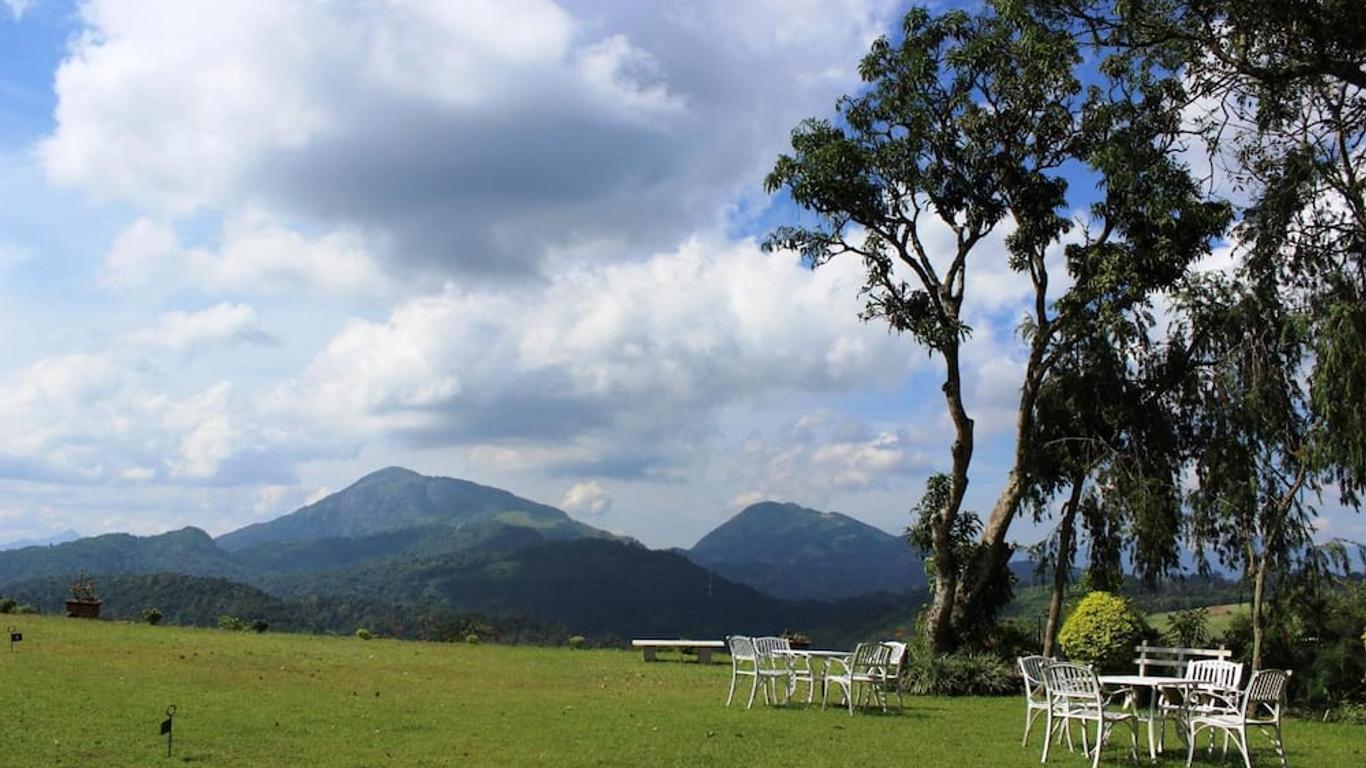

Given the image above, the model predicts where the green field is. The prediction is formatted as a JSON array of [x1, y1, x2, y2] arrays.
[[1, 616, 1360, 767], [1148, 603, 1250, 639]]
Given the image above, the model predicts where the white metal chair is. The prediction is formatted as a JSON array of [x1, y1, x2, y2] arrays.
[[875, 641, 908, 708], [1042, 662, 1140, 768], [752, 636, 796, 706], [1019, 655, 1052, 747], [1185, 669, 1291, 768], [1158, 659, 1244, 752], [727, 635, 792, 708], [822, 642, 891, 715]]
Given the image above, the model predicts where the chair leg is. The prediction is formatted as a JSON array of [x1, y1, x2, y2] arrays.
[[1041, 710, 1054, 763], [1186, 724, 1200, 768], [1091, 721, 1106, 768], [1024, 706, 1036, 747], [1235, 726, 1253, 768], [1273, 722, 1288, 768], [725, 669, 738, 706], [746, 673, 760, 709]]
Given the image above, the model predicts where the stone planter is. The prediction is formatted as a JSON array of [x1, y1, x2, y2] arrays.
[[65, 599, 101, 619]]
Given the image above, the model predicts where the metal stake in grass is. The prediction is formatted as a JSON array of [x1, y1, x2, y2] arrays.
[[7, 626, 19, 653], [161, 705, 176, 758]]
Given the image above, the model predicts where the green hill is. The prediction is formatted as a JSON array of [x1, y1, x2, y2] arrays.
[[0, 527, 243, 588], [216, 467, 612, 552], [687, 501, 924, 600]]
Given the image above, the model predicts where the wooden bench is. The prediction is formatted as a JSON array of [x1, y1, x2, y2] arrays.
[[1133, 642, 1232, 677], [631, 639, 725, 664]]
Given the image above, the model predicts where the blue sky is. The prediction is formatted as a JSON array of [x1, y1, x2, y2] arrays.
[[1, 0, 1358, 553]]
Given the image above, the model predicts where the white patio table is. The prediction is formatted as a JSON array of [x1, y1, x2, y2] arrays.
[[775, 649, 850, 701], [1097, 674, 1204, 762]]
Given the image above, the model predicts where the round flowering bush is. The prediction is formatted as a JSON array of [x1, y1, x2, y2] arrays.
[[1058, 591, 1147, 672]]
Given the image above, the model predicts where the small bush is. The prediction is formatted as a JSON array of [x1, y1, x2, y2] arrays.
[[1058, 591, 1147, 673], [250, 619, 269, 633], [1165, 607, 1210, 647], [0, 596, 16, 614], [567, 635, 586, 649], [356, 628, 373, 641], [141, 608, 163, 626], [465, 633, 480, 644], [14, 604, 38, 615], [217, 614, 247, 631], [904, 650, 1017, 696]]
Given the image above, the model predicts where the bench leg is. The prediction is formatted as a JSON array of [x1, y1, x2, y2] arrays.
[[642, 647, 657, 662], [698, 648, 713, 664]]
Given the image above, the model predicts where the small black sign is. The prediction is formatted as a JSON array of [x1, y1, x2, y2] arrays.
[[7, 627, 18, 652], [161, 705, 176, 758]]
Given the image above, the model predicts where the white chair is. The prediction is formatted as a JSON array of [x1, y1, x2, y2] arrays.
[[1185, 669, 1291, 768], [1159, 659, 1244, 752], [1019, 656, 1052, 747], [753, 636, 797, 706], [725, 635, 794, 708], [822, 642, 891, 715], [1042, 662, 1140, 768], [876, 641, 907, 708]]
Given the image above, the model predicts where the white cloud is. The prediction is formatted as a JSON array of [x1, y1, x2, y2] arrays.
[[561, 480, 611, 517], [101, 212, 387, 295], [41, 0, 897, 278], [273, 238, 914, 476], [130, 303, 273, 351], [2, 0, 32, 21]]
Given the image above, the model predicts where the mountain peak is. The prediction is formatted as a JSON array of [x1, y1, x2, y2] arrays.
[[215, 469, 611, 552]]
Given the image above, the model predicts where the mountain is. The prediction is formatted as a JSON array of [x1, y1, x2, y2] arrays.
[[0, 529, 81, 551], [0, 527, 243, 589], [216, 467, 612, 552], [687, 501, 924, 600], [266, 537, 911, 645]]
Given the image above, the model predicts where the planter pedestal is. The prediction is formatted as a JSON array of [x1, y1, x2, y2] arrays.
[[65, 600, 101, 619]]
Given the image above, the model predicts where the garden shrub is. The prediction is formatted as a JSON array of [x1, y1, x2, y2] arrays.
[[0, 596, 16, 614], [1058, 591, 1146, 672], [217, 614, 247, 631], [567, 635, 586, 649], [141, 608, 163, 625], [903, 647, 1017, 696], [1164, 606, 1210, 647], [465, 633, 480, 644], [355, 628, 373, 641], [250, 619, 269, 633]]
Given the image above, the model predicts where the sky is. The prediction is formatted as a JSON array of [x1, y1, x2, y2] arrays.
[[0, 0, 1359, 552]]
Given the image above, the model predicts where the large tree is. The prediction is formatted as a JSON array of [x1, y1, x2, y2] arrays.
[[1039, 0, 1365, 668], [766, 4, 1227, 650]]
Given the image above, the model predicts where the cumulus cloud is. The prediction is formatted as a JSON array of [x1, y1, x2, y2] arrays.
[[42, 0, 896, 278], [561, 480, 612, 517], [129, 303, 275, 351], [272, 238, 914, 476], [100, 212, 387, 295]]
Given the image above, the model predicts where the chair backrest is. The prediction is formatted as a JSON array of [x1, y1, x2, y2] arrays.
[[1186, 659, 1243, 689], [728, 635, 756, 662], [882, 641, 907, 670], [1044, 662, 1101, 706], [753, 636, 785, 656], [849, 642, 891, 673], [1018, 655, 1049, 702], [1241, 669, 1291, 721]]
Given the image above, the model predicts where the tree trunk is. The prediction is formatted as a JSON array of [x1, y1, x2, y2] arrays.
[[923, 340, 974, 653], [952, 327, 1049, 635], [1251, 546, 1269, 670], [1043, 477, 1085, 658]]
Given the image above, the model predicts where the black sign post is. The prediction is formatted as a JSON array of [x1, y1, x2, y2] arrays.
[[161, 705, 176, 758], [7, 626, 18, 653]]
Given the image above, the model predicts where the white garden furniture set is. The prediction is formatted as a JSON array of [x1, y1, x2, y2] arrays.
[[724, 635, 906, 714], [1018, 649, 1292, 768]]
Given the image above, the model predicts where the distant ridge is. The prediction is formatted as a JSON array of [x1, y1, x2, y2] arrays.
[[687, 501, 925, 600], [0, 527, 242, 587], [0, 529, 81, 551], [216, 467, 613, 552]]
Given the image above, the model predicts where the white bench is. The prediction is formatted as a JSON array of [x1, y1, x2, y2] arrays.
[[631, 639, 725, 664], [1134, 642, 1232, 677]]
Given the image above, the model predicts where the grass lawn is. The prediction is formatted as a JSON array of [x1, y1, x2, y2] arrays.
[[1, 615, 1360, 767]]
